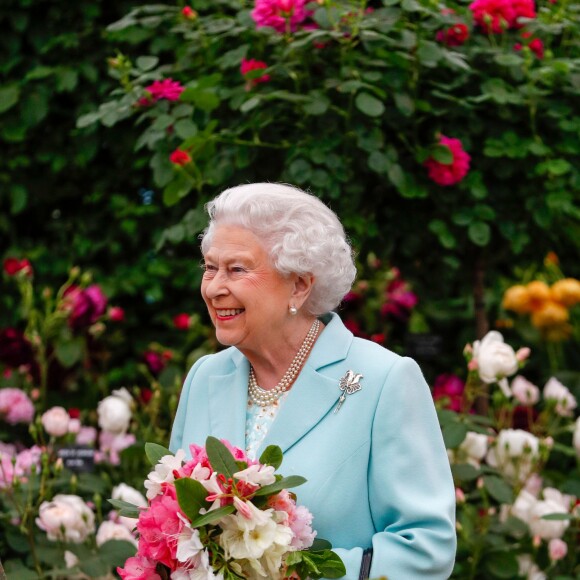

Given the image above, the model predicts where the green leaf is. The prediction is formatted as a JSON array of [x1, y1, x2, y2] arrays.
[[174, 119, 198, 139], [145, 442, 173, 465], [206, 435, 238, 479], [76, 111, 102, 129], [259, 445, 283, 469], [468, 221, 491, 246], [355, 92, 385, 117], [483, 550, 519, 579], [483, 475, 513, 504], [163, 178, 193, 206], [0, 85, 20, 114], [10, 184, 28, 214], [431, 144, 453, 164], [451, 463, 480, 481], [310, 538, 332, 551], [54, 338, 84, 368], [175, 477, 210, 522], [368, 151, 389, 174], [240, 96, 260, 113], [107, 499, 141, 518], [136, 56, 160, 71], [254, 475, 307, 496], [190, 504, 235, 527], [442, 421, 468, 448], [541, 512, 575, 520]]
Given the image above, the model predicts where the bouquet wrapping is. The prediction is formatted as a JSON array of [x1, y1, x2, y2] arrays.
[[112, 436, 346, 579]]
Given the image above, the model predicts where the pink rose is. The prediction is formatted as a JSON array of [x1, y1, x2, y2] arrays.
[[108, 306, 125, 322], [424, 135, 471, 186], [0, 387, 35, 425], [118, 556, 162, 580], [76, 426, 97, 446], [172, 313, 192, 330], [251, 0, 308, 32], [511, 375, 540, 406], [36, 494, 95, 543], [436, 23, 470, 46], [41, 406, 70, 437], [144, 79, 184, 102], [548, 538, 568, 561], [240, 58, 271, 89]]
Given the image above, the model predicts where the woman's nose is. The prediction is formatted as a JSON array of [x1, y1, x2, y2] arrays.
[[204, 271, 229, 298]]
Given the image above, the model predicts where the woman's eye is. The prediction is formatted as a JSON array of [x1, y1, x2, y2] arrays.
[[202, 264, 217, 273], [231, 266, 246, 273]]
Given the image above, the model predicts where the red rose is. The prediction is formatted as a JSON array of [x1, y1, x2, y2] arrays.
[[169, 149, 192, 166], [3, 258, 33, 277], [108, 306, 125, 322], [436, 23, 470, 46], [240, 58, 271, 89], [173, 313, 191, 330], [424, 135, 471, 186]]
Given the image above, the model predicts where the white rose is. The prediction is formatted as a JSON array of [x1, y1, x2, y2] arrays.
[[511, 376, 540, 406], [517, 555, 546, 580], [573, 417, 580, 457], [543, 377, 577, 417], [511, 489, 537, 525], [486, 429, 540, 483], [41, 406, 70, 437], [95, 520, 137, 547], [528, 498, 569, 540], [458, 432, 488, 467], [36, 494, 95, 543], [112, 483, 147, 507], [97, 391, 133, 434], [472, 331, 519, 387]]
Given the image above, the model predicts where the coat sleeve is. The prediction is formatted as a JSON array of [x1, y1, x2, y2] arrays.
[[331, 356, 457, 580], [169, 355, 210, 454]]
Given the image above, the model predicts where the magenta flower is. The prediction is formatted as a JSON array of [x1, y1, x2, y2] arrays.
[[144, 79, 184, 102], [251, 0, 308, 33], [424, 135, 471, 186], [0, 388, 35, 425], [240, 58, 271, 89], [432, 373, 465, 412], [469, 0, 535, 33], [63, 285, 108, 330]]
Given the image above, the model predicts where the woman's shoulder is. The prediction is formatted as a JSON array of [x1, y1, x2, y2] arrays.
[[186, 346, 240, 377]]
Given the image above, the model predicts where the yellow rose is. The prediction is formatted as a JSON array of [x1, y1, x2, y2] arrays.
[[502, 285, 531, 314], [526, 280, 551, 311], [551, 278, 580, 308], [531, 301, 569, 328]]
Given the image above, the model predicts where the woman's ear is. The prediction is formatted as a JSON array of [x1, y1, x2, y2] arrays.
[[291, 273, 315, 310]]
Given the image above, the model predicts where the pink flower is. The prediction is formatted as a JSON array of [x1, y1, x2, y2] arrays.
[[108, 306, 125, 322], [528, 37, 544, 59], [118, 556, 162, 580], [137, 486, 184, 569], [3, 258, 33, 277], [251, 0, 308, 33], [63, 285, 108, 330], [267, 489, 316, 549], [436, 23, 470, 46], [173, 313, 191, 330], [98, 431, 136, 465], [1, 446, 42, 488], [424, 135, 470, 186], [432, 373, 465, 412], [0, 388, 34, 425], [469, 0, 536, 33], [240, 58, 271, 89], [76, 426, 97, 446], [169, 149, 192, 166], [511, 375, 540, 406], [548, 538, 568, 561], [144, 79, 184, 102], [41, 406, 70, 437], [381, 278, 418, 322]]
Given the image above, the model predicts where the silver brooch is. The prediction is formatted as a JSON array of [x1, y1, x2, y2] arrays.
[[334, 370, 363, 413]]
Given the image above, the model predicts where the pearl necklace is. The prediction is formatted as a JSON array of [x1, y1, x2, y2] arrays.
[[248, 319, 321, 406]]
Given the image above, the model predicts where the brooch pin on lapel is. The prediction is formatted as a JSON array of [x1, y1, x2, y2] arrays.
[[334, 370, 364, 413]]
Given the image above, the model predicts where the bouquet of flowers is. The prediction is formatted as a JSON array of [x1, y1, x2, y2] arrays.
[[112, 436, 346, 579]]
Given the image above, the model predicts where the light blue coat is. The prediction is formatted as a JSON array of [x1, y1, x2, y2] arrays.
[[170, 312, 456, 580]]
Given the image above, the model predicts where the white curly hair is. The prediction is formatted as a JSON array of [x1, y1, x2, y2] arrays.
[[200, 183, 357, 315]]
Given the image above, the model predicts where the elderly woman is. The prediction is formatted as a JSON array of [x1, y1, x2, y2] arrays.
[[170, 183, 456, 579]]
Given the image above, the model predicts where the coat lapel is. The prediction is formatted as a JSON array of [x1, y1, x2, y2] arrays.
[[258, 312, 353, 455], [208, 350, 249, 450]]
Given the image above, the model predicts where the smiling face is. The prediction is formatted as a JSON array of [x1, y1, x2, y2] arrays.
[[201, 225, 298, 356]]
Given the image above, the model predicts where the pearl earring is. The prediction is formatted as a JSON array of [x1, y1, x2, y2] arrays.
[[289, 305, 298, 316]]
